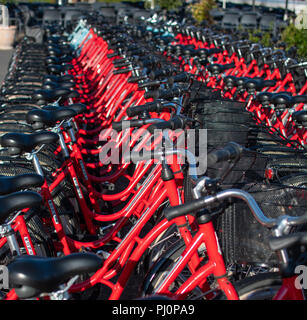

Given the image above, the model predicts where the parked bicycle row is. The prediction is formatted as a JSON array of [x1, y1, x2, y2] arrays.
[[0, 12, 306, 300]]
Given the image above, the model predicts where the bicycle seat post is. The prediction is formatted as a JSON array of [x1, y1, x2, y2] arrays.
[[64, 119, 77, 144], [25, 152, 45, 178], [0, 220, 21, 256], [54, 125, 70, 159], [49, 282, 73, 300]]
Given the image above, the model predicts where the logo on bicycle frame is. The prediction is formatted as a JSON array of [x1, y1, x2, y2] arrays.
[[98, 128, 208, 176]]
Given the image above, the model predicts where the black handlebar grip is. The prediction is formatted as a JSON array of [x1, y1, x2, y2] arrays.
[[113, 68, 131, 75], [207, 142, 243, 167], [144, 90, 160, 100], [138, 80, 161, 89], [128, 75, 147, 83], [126, 101, 160, 117], [164, 198, 207, 221], [147, 116, 185, 134], [170, 116, 186, 130], [113, 58, 127, 65], [113, 61, 131, 68], [112, 121, 127, 131], [112, 119, 145, 131], [147, 121, 173, 134], [107, 52, 119, 58], [158, 87, 182, 100], [171, 73, 190, 83], [148, 70, 162, 80], [126, 105, 147, 117]]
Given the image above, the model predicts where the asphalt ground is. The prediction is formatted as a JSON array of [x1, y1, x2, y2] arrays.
[[0, 49, 13, 86]]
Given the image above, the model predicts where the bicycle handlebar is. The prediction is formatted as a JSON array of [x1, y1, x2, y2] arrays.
[[147, 115, 186, 133], [288, 61, 307, 69], [112, 118, 165, 131], [164, 189, 277, 227], [269, 231, 307, 251], [126, 101, 163, 117], [113, 68, 131, 75], [207, 142, 243, 167], [169, 72, 191, 84], [144, 87, 186, 100], [113, 61, 131, 68], [165, 183, 307, 234], [107, 52, 119, 58], [138, 80, 161, 89], [128, 75, 147, 83]]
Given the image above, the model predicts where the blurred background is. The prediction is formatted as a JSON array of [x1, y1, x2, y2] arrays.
[[0, 0, 305, 82]]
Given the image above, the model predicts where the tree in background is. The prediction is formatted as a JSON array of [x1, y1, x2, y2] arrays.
[[282, 23, 307, 59], [190, 0, 216, 24], [156, 0, 182, 11], [143, 0, 182, 11]]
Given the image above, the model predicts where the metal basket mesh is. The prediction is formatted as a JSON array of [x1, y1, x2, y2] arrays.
[[215, 181, 307, 266]]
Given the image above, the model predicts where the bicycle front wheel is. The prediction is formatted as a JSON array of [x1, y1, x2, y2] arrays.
[[218, 272, 282, 300]]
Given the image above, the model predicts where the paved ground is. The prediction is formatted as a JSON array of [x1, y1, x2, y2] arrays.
[[0, 49, 13, 86]]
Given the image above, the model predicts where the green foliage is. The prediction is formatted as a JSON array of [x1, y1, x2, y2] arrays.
[[248, 29, 273, 48], [282, 23, 307, 59], [96, 0, 141, 2], [1, 0, 15, 3], [190, 0, 216, 24], [157, 0, 182, 11]]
